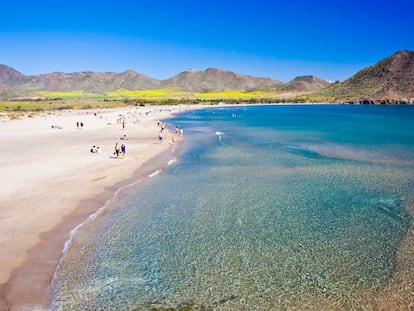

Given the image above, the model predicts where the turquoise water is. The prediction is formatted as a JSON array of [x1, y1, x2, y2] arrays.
[[51, 105, 414, 310]]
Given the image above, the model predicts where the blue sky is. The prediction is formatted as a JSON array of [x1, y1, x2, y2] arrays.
[[0, 0, 413, 82]]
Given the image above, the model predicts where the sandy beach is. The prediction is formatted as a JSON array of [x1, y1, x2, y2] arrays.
[[0, 105, 192, 310]]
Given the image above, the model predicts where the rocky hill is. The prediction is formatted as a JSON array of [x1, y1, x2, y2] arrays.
[[318, 50, 414, 101], [160, 68, 284, 92], [0, 64, 32, 85], [281, 75, 331, 92]]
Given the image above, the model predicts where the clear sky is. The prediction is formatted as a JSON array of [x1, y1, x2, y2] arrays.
[[1, 0, 413, 82]]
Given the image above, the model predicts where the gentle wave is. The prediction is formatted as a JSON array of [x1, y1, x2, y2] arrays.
[[148, 169, 162, 177], [168, 158, 177, 166]]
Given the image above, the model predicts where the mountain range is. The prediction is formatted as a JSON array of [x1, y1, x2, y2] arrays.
[[1, 50, 413, 102]]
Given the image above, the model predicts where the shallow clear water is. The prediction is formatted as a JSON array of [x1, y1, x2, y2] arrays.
[[51, 105, 414, 310]]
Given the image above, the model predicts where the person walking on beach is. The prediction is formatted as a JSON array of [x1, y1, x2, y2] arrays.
[[120, 144, 126, 157], [114, 143, 120, 158]]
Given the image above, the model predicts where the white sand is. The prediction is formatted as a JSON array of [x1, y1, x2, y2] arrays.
[[0, 105, 191, 286]]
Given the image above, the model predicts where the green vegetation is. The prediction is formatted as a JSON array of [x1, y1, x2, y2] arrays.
[[0, 99, 132, 119], [35, 90, 99, 98], [106, 88, 189, 99], [105, 88, 284, 100], [0, 102, 63, 111]]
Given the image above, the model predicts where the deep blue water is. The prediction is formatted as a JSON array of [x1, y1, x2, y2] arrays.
[[51, 105, 414, 310]]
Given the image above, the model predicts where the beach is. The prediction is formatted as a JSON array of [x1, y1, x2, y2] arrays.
[[0, 105, 191, 310]]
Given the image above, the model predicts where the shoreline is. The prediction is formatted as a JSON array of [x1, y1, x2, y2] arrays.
[[0, 105, 194, 310], [1, 146, 178, 310]]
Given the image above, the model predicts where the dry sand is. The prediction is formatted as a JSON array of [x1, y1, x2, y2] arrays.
[[0, 105, 193, 310]]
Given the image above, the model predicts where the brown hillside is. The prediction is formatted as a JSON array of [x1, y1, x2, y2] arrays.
[[0, 65, 31, 85], [282, 75, 331, 92], [161, 68, 284, 92], [29, 70, 160, 93], [319, 50, 414, 101]]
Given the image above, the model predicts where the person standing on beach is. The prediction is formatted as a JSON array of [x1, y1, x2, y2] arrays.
[[114, 143, 120, 158], [120, 144, 126, 157]]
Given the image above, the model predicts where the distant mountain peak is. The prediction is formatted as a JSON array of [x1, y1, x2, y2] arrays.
[[121, 69, 138, 75], [205, 67, 224, 74], [0, 64, 30, 84], [282, 75, 331, 92], [293, 75, 319, 82]]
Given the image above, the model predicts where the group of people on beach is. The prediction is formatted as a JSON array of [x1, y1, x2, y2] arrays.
[[175, 126, 184, 137], [156, 122, 184, 144], [114, 143, 126, 158], [90, 145, 101, 153], [86, 112, 184, 158]]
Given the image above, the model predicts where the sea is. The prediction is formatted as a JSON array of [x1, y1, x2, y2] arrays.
[[50, 104, 414, 310]]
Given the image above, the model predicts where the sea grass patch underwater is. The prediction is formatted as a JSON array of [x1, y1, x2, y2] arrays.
[[51, 105, 414, 310]]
